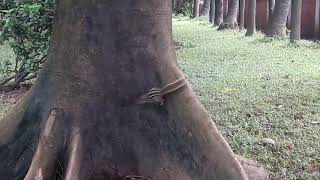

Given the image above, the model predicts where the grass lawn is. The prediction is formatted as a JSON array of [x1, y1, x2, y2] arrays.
[[173, 16, 320, 179], [0, 16, 319, 179]]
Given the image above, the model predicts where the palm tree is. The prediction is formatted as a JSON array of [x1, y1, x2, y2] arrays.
[[209, 0, 216, 23], [268, 0, 275, 22], [200, 0, 211, 16], [193, 0, 200, 17], [219, 0, 239, 29], [239, 0, 246, 30], [246, 0, 256, 36], [266, 0, 291, 36], [215, 0, 224, 25], [290, 0, 302, 42]]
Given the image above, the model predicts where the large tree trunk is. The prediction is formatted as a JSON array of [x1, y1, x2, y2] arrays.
[[209, 0, 216, 23], [193, 0, 200, 17], [267, 0, 275, 23], [239, 0, 246, 30], [200, 0, 211, 16], [290, 0, 302, 42], [0, 0, 267, 179], [266, 0, 290, 36], [215, 0, 224, 25], [219, 0, 239, 30], [246, 0, 256, 36]]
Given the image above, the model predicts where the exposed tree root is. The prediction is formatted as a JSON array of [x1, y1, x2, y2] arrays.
[[24, 109, 66, 180], [237, 156, 271, 180], [64, 127, 82, 180]]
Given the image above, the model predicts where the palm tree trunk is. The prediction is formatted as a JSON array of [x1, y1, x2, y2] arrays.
[[224, 0, 239, 23], [193, 0, 200, 17], [215, 0, 224, 25], [290, 0, 302, 42], [200, 0, 211, 16], [266, 0, 290, 36], [267, 0, 275, 22], [219, 0, 239, 29], [239, 0, 246, 30], [246, 0, 256, 36], [209, 0, 216, 23], [315, 0, 320, 39]]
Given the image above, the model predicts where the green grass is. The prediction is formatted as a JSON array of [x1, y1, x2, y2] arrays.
[[173, 16, 320, 179]]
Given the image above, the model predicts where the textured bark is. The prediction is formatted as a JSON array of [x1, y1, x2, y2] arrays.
[[219, 0, 239, 29], [215, 0, 224, 25], [266, 0, 290, 36], [0, 0, 258, 180], [193, 0, 200, 17], [267, 0, 275, 22], [239, 0, 246, 30], [246, 0, 256, 36], [200, 0, 211, 16], [209, 0, 215, 23], [290, 0, 302, 42]]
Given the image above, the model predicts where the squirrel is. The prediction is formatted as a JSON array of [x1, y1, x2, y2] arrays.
[[136, 77, 187, 105]]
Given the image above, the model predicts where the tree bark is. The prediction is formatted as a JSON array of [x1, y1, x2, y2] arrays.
[[209, 0, 216, 23], [215, 0, 224, 25], [219, 0, 239, 30], [266, 0, 290, 36], [246, 0, 256, 36], [200, 0, 211, 16], [0, 0, 261, 179], [290, 0, 302, 42], [193, 0, 200, 17], [239, 0, 246, 30], [267, 0, 275, 23]]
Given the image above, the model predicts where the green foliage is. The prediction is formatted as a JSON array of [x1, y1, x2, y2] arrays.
[[173, 17, 320, 179], [0, 0, 54, 88]]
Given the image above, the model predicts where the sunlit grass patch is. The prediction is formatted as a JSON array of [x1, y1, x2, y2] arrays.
[[173, 16, 320, 179]]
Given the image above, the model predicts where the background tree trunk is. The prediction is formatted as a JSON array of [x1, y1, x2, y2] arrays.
[[267, 0, 275, 23], [246, 0, 256, 36], [239, 0, 246, 30], [219, 0, 239, 29], [290, 0, 302, 42], [215, 0, 224, 25], [209, 0, 216, 23], [266, 0, 290, 36], [193, 0, 200, 17], [315, 0, 320, 39], [200, 0, 211, 16], [0, 0, 254, 179], [287, 1, 292, 29]]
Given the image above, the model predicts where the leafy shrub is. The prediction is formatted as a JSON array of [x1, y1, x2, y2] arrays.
[[0, 0, 55, 89]]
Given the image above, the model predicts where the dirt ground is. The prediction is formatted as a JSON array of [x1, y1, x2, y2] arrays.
[[0, 87, 29, 119]]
